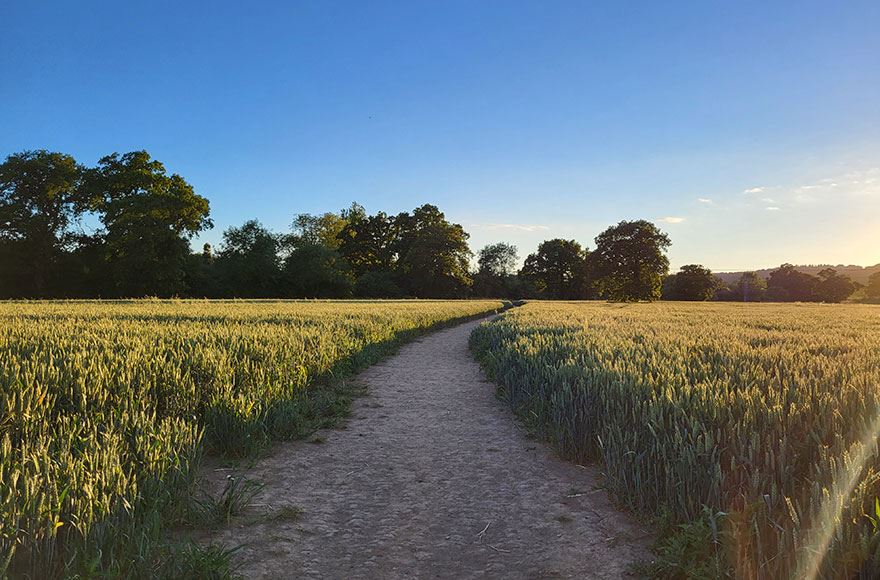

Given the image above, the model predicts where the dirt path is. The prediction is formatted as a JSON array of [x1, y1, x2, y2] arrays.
[[206, 317, 652, 578]]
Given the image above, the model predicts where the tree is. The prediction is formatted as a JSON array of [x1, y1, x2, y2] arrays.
[[288, 205, 354, 251], [478, 243, 518, 277], [283, 244, 354, 298], [337, 210, 398, 277], [815, 268, 858, 303], [519, 239, 588, 299], [394, 204, 472, 298], [766, 264, 818, 302], [0, 150, 85, 296], [215, 220, 281, 297], [735, 271, 767, 302], [662, 264, 719, 301], [473, 242, 519, 297], [591, 220, 671, 301], [867, 272, 880, 302], [184, 243, 218, 297], [354, 271, 404, 298], [82, 151, 212, 296]]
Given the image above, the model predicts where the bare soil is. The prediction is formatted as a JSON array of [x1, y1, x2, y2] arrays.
[[203, 317, 652, 578]]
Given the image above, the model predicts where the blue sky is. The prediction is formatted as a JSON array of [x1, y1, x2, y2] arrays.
[[2, 1, 878, 271]]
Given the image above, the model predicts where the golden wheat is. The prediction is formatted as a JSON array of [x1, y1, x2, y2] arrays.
[[471, 301, 880, 579], [0, 299, 503, 577]]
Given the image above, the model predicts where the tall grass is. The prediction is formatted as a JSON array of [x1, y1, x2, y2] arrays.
[[471, 301, 880, 578], [0, 299, 503, 577]]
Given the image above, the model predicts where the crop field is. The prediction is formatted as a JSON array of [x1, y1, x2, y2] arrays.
[[0, 299, 504, 577], [471, 302, 880, 578]]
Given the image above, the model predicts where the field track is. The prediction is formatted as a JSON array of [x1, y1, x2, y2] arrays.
[[204, 316, 651, 578]]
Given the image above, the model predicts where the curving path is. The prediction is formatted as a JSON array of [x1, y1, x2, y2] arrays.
[[206, 317, 652, 578]]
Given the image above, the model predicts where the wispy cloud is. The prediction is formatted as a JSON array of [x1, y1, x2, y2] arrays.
[[753, 167, 880, 206], [658, 216, 686, 224], [471, 223, 550, 232], [765, 206, 781, 211], [697, 197, 713, 204]]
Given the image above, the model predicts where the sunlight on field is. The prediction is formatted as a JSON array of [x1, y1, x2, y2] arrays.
[[471, 301, 880, 578]]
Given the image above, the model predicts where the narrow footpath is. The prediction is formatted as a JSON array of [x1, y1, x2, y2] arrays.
[[207, 317, 652, 579]]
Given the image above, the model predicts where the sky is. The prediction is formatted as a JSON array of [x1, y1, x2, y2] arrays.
[[2, 0, 878, 271]]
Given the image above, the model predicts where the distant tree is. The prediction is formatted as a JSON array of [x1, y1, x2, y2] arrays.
[[82, 151, 212, 297], [815, 268, 858, 303], [662, 264, 719, 301], [394, 204, 472, 298], [215, 220, 281, 297], [0, 150, 85, 296], [478, 243, 518, 277], [735, 271, 767, 302], [473, 242, 519, 297], [766, 264, 819, 302], [591, 220, 671, 301], [283, 244, 354, 298], [184, 243, 218, 297], [519, 239, 588, 299], [288, 205, 355, 251], [867, 272, 880, 303], [711, 281, 737, 302], [337, 210, 398, 277]]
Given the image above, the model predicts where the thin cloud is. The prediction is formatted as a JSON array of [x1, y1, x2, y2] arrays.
[[765, 206, 781, 211], [761, 197, 776, 203], [697, 197, 713, 204], [786, 167, 879, 203], [743, 187, 765, 194], [658, 216, 686, 224], [472, 223, 550, 232]]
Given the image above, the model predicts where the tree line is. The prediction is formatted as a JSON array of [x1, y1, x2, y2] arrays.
[[662, 263, 876, 303], [1, 149, 875, 302]]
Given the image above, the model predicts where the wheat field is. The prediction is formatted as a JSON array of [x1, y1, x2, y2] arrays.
[[0, 299, 503, 577], [471, 301, 880, 578]]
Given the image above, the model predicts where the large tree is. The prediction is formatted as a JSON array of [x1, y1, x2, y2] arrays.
[[735, 271, 767, 302], [215, 220, 281, 297], [519, 239, 588, 299], [478, 242, 518, 277], [287, 204, 359, 251], [766, 264, 819, 302], [394, 204, 472, 298], [337, 210, 398, 277], [283, 243, 354, 298], [473, 242, 519, 297], [591, 220, 671, 301], [867, 272, 880, 302], [662, 264, 719, 301], [0, 150, 85, 296], [815, 268, 858, 303], [83, 151, 211, 297]]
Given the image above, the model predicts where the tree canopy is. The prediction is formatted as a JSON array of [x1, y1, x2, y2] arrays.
[[215, 220, 281, 297], [0, 150, 85, 296], [867, 272, 880, 303], [519, 239, 588, 299], [662, 264, 719, 301], [473, 242, 520, 298], [592, 220, 671, 301], [0, 148, 871, 303], [394, 204, 472, 298], [83, 151, 212, 296], [735, 272, 767, 302]]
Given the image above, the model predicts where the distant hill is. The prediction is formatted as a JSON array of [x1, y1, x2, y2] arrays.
[[716, 264, 880, 286]]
